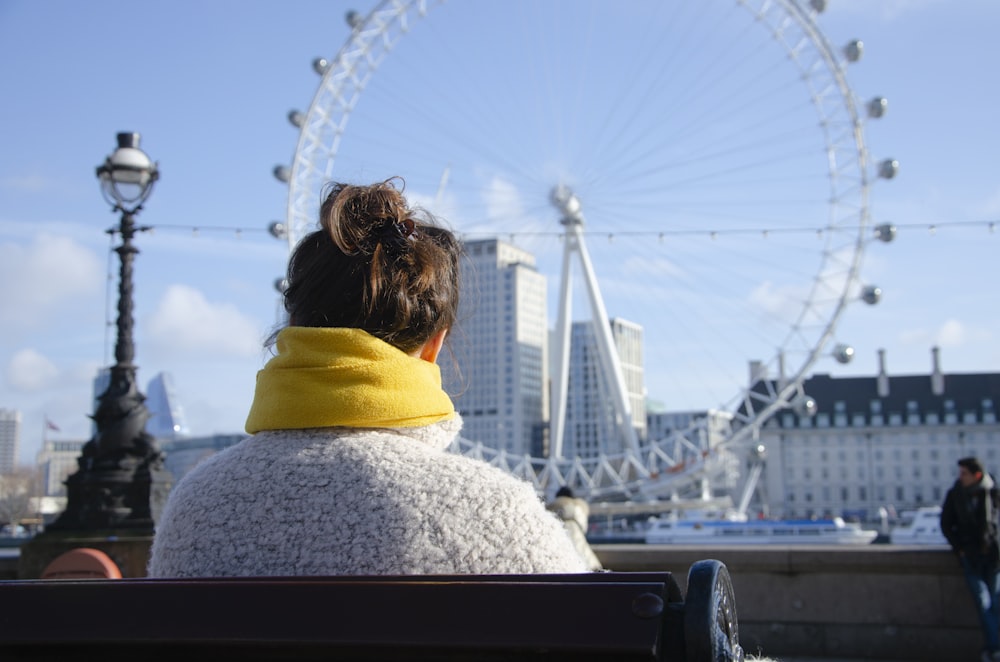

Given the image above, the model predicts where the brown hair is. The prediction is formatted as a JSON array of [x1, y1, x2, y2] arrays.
[[279, 178, 460, 354], [958, 456, 985, 476]]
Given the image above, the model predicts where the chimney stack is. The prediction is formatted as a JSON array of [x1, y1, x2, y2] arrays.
[[931, 346, 945, 395], [877, 348, 889, 397]]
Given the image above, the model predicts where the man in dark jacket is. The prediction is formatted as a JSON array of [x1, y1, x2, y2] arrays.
[[941, 456, 1000, 661]]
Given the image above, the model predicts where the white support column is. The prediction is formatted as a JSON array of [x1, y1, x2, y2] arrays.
[[549, 185, 641, 459], [550, 229, 576, 459]]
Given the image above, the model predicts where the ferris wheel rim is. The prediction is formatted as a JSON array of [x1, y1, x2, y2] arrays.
[[284, 0, 875, 500]]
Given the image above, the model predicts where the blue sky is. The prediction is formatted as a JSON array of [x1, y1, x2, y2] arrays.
[[1, 0, 998, 464]]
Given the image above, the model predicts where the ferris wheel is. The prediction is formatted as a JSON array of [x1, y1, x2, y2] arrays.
[[273, 0, 896, 501]]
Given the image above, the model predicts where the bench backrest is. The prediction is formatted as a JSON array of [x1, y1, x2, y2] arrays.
[[0, 572, 687, 661]]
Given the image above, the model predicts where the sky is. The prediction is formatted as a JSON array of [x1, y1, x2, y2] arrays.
[[1, 0, 998, 465]]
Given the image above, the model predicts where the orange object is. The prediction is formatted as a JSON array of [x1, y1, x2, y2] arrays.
[[41, 548, 123, 580]]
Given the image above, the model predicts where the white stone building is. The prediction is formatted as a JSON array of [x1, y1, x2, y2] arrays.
[[752, 348, 1000, 521], [35, 439, 86, 497]]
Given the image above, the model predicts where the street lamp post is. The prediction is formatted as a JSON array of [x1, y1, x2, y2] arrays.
[[48, 132, 172, 533]]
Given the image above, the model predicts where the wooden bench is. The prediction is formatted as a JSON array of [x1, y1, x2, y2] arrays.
[[0, 561, 742, 661]]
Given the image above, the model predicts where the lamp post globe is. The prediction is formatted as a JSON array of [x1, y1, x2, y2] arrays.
[[96, 132, 159, 210]]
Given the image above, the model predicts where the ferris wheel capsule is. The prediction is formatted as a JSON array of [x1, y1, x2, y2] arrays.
[[273, 165, 290, 183], [288, 110, 305, 128], [844, 40, 864, 63], [794, 394, 818, 418], [878, 159, 900, 179], [861, 285, 883, 305], [867, 97, 888, 119], [809, 0, 827, 13], [313, 57, 330, 75], [268, 221, 287, 240], [874, 224, 896, 242], [833, 344, 855, 364]]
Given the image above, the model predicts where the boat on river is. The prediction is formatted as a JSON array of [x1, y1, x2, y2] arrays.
[[889, 506, 948, 545], [645, 511, 877, 545]]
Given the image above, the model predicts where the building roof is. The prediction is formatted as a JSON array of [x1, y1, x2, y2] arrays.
[[766, 371, 1000, 426]]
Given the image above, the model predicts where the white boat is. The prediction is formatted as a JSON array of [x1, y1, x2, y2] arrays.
[[889, 506, 949, 545], [645, 512, 877, 545]]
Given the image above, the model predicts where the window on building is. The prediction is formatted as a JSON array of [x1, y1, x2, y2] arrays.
[[944, 399, 958, 424]]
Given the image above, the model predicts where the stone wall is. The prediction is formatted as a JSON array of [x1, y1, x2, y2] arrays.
[[595, 544, 979, 661]]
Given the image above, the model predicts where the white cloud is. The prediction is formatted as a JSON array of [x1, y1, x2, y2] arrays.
[[0, 233, 103, 328], [935, 319, 966, 347], [5, 348, 59, 392], [0, 174, 51, 193], [975, 186, 1000, 219], [146, 285, 263, 357], [747, 280, 805, 320], [482, 176, 526, 229], [622, 254, 683, 280], [827, 0, 944, 21], [899, 318, 992, 349]]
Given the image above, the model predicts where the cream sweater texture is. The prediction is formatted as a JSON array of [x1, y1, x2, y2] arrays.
[[148, 418, 587, 577]]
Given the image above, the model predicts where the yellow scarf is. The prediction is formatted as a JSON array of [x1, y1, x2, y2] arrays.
[[245, 327, 456, 433]]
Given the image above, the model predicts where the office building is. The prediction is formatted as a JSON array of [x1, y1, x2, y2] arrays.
[[442, 238, 548, 456], [562, 319, 646, 458], [93, 369, 189, 441], [146, 372, 190, 440], [0, 409, 21, 473]]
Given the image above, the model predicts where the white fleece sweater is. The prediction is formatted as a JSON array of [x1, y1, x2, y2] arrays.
[[148, 417, 587, 577]]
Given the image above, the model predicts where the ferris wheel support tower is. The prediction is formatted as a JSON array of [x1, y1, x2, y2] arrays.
[[549, 185, 640, 459]]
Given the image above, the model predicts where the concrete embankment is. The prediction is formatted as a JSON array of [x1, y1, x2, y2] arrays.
[[595, 544, 977, 661]]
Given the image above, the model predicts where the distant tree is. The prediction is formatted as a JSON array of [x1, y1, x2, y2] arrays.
[[0, 467, 42, 529]]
